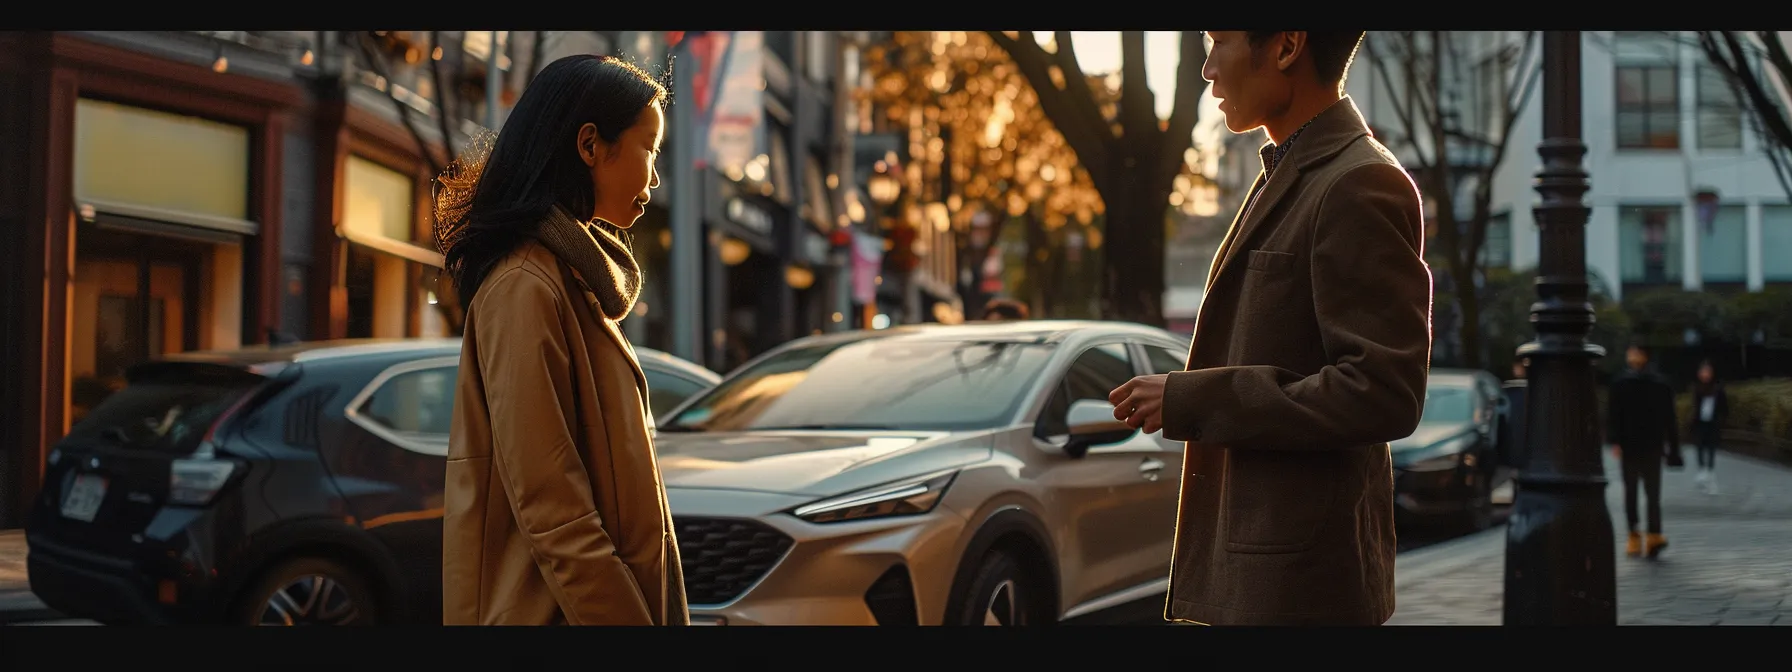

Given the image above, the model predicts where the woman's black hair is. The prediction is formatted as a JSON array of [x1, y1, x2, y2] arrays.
[[434, 54, 668, 309]]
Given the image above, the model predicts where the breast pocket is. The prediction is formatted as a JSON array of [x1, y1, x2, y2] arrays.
[[1235, 249, 1299, 324]]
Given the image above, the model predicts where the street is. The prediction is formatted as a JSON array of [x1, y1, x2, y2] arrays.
[[1389, 448, 1792, 625], [6, 447, 1788, 626]]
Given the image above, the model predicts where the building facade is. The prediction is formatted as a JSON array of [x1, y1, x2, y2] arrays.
[[1352, 31, 1792, 301]]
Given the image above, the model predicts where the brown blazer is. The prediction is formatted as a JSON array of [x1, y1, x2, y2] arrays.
[[1160, 97, 1433, 626], [443, 239, 689, 625]]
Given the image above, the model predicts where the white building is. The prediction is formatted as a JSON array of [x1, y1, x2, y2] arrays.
[[1350, 31, 1792, 301]]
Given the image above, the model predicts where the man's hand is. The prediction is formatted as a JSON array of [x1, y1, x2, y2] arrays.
[[1109, 374, 1169, 435], [1611, 444, 1621, 460]]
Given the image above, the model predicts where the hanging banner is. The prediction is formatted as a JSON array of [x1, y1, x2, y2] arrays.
[[672, 31, 765, 177], [704, 31, 765, 178], [851, 231, 885, 305]]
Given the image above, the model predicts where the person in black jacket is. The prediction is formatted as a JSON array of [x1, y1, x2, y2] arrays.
[[1607, 344, 1681, 559], [1690, 359, 1729, 494]]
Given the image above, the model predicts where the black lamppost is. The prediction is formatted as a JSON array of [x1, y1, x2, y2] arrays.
[[1503, 31, 1617, 625]]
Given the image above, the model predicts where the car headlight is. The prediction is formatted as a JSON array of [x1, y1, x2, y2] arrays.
[[790, 471, 957, 524]]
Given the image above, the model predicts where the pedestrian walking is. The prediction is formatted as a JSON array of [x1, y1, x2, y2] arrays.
[[435, 55, 688, 625], [1690, 359, 1729, 494], [1607, 344, 1682, 559], [1106, 30, 1431, 626]]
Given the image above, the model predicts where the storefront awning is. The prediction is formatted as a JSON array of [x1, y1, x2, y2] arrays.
[[341, 226, 445, 268], [78, 196, 258, 244]]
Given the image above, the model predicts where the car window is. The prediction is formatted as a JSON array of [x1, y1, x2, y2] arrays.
[[1146, 345, 1187, 374], [644, 369, 710, 420], [1420, 383, 1476, 424], [357, 366, 458, 436], [1037, 343, 1134, 437]]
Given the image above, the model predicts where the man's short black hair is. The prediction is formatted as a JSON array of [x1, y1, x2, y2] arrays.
[[1246, 31, 1367, 89], [982, 298, 1029, 321]]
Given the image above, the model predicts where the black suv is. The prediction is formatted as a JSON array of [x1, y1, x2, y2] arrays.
[[25, 338, 719, 625]]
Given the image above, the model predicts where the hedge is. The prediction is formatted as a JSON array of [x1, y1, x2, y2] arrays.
[[1673, 378, 1792, 460]]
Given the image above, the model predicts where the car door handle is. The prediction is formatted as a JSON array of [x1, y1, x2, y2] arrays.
[[1140, 458, 1165, 480]]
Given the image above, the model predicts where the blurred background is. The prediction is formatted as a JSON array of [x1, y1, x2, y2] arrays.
[[2, 30, 1791, 626]]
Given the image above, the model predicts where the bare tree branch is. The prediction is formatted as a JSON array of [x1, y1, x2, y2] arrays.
[[1049, 31, 1113, 139], [1367, 33, 1435, 175], [1118, 31, 1157, 141], [428, 31, 459, 165], [986, 31, 1112, 180], [353, 31, 446, 176], [1160, 31, 1209, 179]]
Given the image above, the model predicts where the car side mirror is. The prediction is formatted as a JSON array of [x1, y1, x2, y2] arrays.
[[1061, 398, 1138, 459]]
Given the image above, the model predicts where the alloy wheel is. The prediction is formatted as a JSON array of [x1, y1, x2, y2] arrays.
[[982, 579, 1018, 626], [255, 574, 362, 625]]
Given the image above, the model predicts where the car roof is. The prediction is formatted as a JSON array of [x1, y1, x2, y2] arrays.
[[771, 320, 1185, 352], [160, 338, 464, 368], [1428, 367, 1493, 387], [159, 337, 719, 381]]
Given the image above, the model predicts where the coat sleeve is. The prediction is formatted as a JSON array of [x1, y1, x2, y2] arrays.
[[1659, 380, 1681, 452], [1160, 162, 1432, 449], [474, 266, 654, 625]]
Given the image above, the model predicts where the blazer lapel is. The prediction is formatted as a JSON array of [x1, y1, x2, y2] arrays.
[[1206, 170, 1267, 291], [1210, 156, 1300, 285]]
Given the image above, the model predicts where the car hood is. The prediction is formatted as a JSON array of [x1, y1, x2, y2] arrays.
[[1390, 422, 1475, 453], [652, 429, 994, 497]]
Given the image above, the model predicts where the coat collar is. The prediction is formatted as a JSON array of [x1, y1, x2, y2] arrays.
[[1207, 96, 1372, 287]]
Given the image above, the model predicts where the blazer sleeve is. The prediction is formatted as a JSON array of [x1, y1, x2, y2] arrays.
[[1160, 162, 1432, 449], [473, 266, 654, 625]]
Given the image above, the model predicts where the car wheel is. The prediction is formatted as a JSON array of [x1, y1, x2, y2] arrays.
[[950, 549, 1046, 626], [234, 557, 378, 626]]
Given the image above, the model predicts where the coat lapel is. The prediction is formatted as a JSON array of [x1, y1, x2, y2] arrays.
[[564, 265, 650, 398]]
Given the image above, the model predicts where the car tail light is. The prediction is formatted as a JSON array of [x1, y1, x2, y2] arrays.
[[169, 458, 239, 506]]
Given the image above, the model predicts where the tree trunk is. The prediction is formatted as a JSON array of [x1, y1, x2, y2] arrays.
[[1024, 209, 1050, 317], [1097, 156, 1174, 326]]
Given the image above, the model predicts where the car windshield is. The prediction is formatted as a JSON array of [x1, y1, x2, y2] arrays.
[[1421, 384, 1475, 424], [659, 337, 1057, 432]]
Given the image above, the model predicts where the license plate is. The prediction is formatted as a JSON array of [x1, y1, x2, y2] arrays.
[[61, 474, 107, 522]]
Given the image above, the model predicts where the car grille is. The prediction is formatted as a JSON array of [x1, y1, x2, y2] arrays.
[[676, 517, 794, 606]]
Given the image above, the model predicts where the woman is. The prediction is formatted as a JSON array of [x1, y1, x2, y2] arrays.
[[435, 54, 687, 625], [1690, 359, 1729, 495]]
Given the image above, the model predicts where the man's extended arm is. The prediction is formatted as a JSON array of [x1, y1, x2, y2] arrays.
[[1160, 162, 1432, 449]]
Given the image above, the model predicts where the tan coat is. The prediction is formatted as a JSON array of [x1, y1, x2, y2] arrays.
[[1160, 97, 1433, 625], [443, 239, 689, 625]]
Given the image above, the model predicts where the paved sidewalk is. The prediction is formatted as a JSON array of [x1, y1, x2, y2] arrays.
[[1390, 448, 1792, 625], [0, 529, 58, 623]]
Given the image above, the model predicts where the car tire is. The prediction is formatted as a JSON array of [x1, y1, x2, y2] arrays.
[[1460, 468, 1496, 533], [233, 556, 379, 626], [949, 549, 1047, 626]]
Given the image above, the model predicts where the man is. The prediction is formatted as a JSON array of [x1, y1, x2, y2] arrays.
[[1606, 344, 1680, 559], [1107, 30, 1432, 626], [981, 297, 1029, 321]]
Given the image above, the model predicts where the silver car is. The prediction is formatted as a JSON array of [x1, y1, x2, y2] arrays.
[[652, 320, 1192, 625]]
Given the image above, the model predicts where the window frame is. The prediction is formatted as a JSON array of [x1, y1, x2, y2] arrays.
[[1032, 340, 1139, 439], [343, 355, 460, 457], [1615, 63, 1681, 150]]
